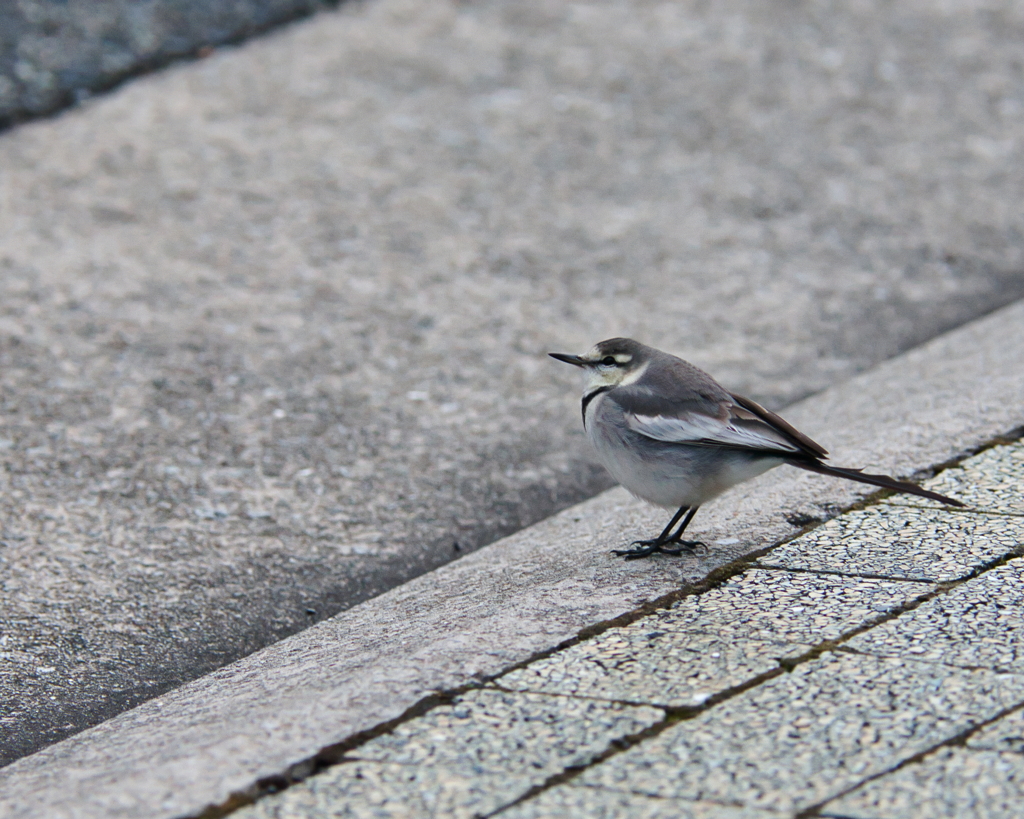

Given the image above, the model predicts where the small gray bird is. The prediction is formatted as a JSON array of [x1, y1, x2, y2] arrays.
[[550, 338, 963, 559]]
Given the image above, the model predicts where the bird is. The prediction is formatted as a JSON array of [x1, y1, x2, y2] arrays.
[[549, 337, 963, 559]]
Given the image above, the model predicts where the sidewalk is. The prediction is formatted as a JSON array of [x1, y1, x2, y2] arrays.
[[4, 0, 1024, 812], [1, 297, 1022, 819], [232, 439, 1024, 818], [6, 0, 1024, 768]]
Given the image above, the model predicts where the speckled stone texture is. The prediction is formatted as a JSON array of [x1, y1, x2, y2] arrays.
[[350, 688, 663, 770], [223, 474, 1024, 819], [1, 345, 1023, 819], [5, 0, 1024, 765], [498, 569, 932, 706], [143, 440, 1024, 818], [627, 569, 934, 644], [760, 506, 1024, 581], [234, 760, 520, 819], [885, 439, 1024, 515], [967, 707, 1024, 754], [822, 747, 1024, 819], [501, 784, 780, 819], [233, 688, 663, 819], [578, 652, 1024, 813], [846, 558, 1024, 671], [501, 630, 797, 708]]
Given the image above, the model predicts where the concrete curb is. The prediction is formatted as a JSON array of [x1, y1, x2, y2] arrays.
[[7, 0, 1024, 772], [1, 298, 1023, 819]]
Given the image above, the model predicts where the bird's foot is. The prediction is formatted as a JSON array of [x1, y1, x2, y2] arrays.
[[613, 540, 660, 560], [613, 539, 706, 560], [666, 539, 708, 555]]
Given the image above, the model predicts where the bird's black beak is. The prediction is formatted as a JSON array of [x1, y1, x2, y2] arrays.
[[548, 352, 586, 367]]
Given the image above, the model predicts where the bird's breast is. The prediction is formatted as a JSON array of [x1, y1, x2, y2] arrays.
[[585, 394, 782, 508]]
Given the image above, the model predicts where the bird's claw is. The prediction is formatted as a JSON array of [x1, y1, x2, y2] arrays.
[[613, 539, 706, 560]]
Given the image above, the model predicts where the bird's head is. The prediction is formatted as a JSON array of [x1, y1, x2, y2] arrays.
[[549, 337, 651, 390]]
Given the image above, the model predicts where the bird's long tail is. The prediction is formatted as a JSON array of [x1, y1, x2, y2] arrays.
[[788, 460, 964, 507]]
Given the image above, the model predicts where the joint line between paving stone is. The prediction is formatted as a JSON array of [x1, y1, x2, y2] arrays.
[[545, 779, 752, 813], [484, 682, 677, 711], [794, 699, 1024, 818], [479, 544, 1024, 818], [482, 665, 794, 819], [189, 689, 472, 819], [740, 546, 1024, 673], [482, 561, 1007, 813], [754, 564, 940, 583], [921, 426, 1024, 474], [194, 543, 785, 819], [882, 501, 1024, 518], [204, 429, 1024, 818], [479, 474, 1024, 814], [831, 644, 1024, 676]]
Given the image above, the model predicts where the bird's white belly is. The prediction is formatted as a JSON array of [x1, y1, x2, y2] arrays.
[[587, 406, 783, 509]]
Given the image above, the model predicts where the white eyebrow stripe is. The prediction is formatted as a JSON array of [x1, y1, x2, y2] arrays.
[[618, 360, 649, 386], [626, 412, 802, 452]]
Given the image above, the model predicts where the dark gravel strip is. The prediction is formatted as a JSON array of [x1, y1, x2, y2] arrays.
[[0, 0, 339, 129]]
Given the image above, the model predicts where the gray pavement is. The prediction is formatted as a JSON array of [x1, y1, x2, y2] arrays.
[[0, 293, 1022, 819], [5, 0, 1024, 767], [230, 437, 1024, 819]]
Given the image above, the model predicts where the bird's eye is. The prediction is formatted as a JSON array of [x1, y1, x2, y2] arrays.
[[601, 356, 617, 367]]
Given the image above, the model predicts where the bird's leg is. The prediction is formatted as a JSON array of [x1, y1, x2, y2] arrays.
[[660, 506, 705, 554], [614, 505, 703, 560]]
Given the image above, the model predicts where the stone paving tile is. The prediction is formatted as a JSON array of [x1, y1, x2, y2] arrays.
[[883, 440, 1024, 515], [499, 570, 931, 707], [648, 569, 933, 644], [760, 505, 1023, 581], [847, 558, 1024, 672], [349, 688, 662, 769], [577, 652, 1024, 814], [232, 688, 663, 819], [231, 759, 523, 819], [500, 630, 799, 708], [501, 783, 781, 819], [821, 747, 1024, 819], [967, 706, 1024, 754], [235, 764, 782, 819]]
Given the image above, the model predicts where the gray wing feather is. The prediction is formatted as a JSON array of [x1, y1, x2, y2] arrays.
[[624, 409, 804, 453]]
